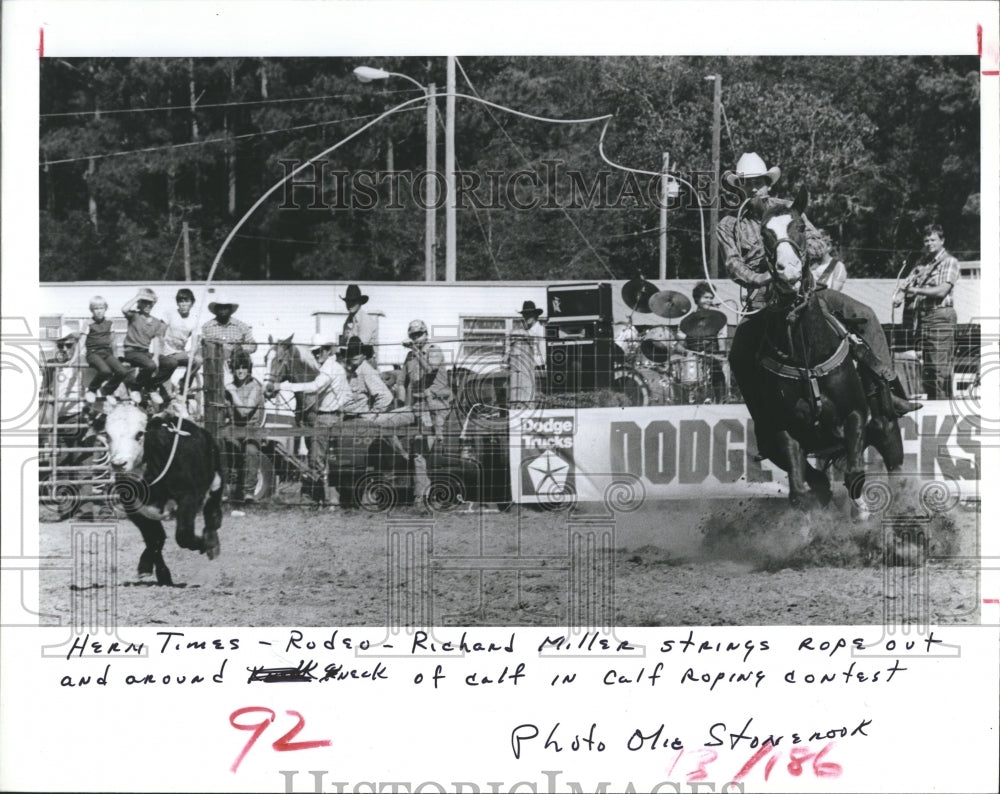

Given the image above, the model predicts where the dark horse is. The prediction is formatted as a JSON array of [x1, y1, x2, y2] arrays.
[[753, 189, 904, 516]]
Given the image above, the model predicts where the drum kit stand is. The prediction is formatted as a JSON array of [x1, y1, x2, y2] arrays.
[[618, 276, 729, 406]]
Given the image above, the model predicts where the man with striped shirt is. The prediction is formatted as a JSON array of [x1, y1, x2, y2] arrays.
[[894, 224, 961, 399]]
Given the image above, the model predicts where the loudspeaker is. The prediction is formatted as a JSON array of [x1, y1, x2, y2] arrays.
[[547, 339, 621, 392], [546, 320, 613, 341], [547, 282, 613, 324]]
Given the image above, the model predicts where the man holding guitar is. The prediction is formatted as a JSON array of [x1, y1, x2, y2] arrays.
[[893, 224, 961, 399]]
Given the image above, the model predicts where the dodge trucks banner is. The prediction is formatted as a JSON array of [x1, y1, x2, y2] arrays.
[[509, 404, 980, 504]]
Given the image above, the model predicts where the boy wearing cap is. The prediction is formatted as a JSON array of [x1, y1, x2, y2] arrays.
[[82, 295, 128, 401], [122, 288, 175, 401], [402, 319, 452, 444], [225, 352, 265, 503], [282, 334, 351, 505]]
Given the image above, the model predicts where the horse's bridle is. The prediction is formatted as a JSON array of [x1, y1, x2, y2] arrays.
[[261, 345, 296, 410], [762, 227, 807, 295]]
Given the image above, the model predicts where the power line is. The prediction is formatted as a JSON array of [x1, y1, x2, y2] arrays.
[[40, 87, 421, 118], [453, 57, 617, 280], [40, 107, 424, 166]]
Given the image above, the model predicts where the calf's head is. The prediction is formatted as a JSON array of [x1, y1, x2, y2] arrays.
[[105, 404, 149, 472]]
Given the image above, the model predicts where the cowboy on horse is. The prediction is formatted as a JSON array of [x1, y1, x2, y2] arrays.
[[719, 153, 920, 464]]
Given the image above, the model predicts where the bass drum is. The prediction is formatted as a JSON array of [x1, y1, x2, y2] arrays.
[[613, 367, 676, 407]]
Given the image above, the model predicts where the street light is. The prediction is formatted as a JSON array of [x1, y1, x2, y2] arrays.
[[353, 66, 425, 95], [354, 65, 439, 282]]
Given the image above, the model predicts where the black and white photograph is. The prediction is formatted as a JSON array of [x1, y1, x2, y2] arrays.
[[2, 2, 998, 792], [33, 53, 985, 625]]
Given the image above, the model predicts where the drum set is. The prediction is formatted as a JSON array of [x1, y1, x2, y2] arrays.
[[615, 277, 730, 406]]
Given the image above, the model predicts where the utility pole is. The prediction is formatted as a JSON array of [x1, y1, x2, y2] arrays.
[[426, 83, 437, 282], [659, 151, 670, 281], [709, 75, 722, 279], [182, 220, 192, 281], [445, 56, 457, 282]]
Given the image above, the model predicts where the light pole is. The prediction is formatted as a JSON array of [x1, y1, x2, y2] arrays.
[[354, 66, 439, 282], [705, 74, 722, 279]]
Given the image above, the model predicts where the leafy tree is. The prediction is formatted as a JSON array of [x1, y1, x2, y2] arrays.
[[40, 56, 981, 282]]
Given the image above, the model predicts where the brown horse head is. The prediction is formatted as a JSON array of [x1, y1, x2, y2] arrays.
[[263, 333, 318, 398]]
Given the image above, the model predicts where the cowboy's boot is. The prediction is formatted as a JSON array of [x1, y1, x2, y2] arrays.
[[888, 376, 922, 416]]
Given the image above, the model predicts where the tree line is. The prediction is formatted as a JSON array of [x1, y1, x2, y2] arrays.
[[40, 56, 981, 282]]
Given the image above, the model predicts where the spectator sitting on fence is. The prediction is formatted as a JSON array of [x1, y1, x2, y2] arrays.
[[224, 352, 265, 504], [161, 287, 201, 393], [122, 287, 175, 407], [202, 292, 257, 378], [82, 295, 128, 406]]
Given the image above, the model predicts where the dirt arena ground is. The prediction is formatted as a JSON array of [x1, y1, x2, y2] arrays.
[[38, 482, 980, 628]]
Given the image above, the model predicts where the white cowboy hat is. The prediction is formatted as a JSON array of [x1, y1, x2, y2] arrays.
[[310, 332, 337, 351], [208, 293, 240, 313], [54, 325, 81, 343], [723, 152, 781, 188]]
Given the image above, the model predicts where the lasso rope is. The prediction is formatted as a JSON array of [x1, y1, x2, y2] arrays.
[[597, 120, 760, 321], [145, 93, 613, 485]]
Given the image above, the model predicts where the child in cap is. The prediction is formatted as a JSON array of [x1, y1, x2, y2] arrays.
[[83, 295, 129, 402], [121, 287, 175, 404]]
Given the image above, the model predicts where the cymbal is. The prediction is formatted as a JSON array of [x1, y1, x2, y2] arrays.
[[640, 339, 674, 364], [621, 278, 661, 314], [679, 309, 727, 338], [648, 290, 691, 319]]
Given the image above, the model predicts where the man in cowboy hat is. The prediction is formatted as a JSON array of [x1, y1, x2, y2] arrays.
[[202, 291, 257, 364], [121, 287, 175, 404], [719, 153, 919, 463], [340, 284, 378, 365], [508, 300, 546, 405], [339, 335, 396, 420], [281, 333, 351, 505]]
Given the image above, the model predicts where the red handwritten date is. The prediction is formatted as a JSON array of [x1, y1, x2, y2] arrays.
[[731, 740, 842, 782], [229, 707, 331, 772], [654, 741, 842, 784]]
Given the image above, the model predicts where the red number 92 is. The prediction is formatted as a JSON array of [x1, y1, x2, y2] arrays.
[[229, 707, 332, 773]]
